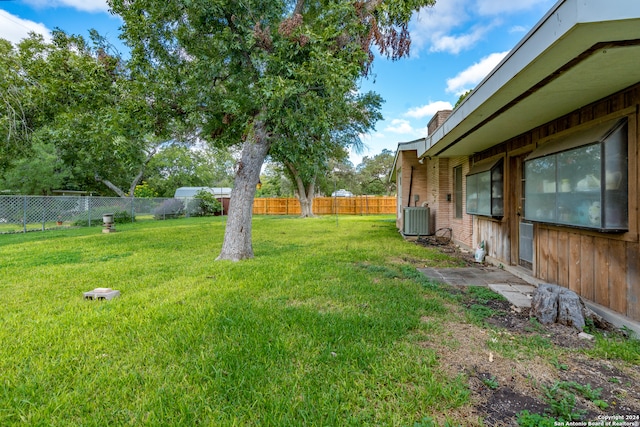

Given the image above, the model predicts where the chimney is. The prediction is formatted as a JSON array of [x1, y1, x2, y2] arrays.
[[427, 110, 452, 136]]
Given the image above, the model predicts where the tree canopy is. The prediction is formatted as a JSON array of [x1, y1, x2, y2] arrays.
[[145, 144, 236, 197], [269, 90, 383, 216], [0, 31, 172, 196], [108, 0, 435, 260], [356, 148, 396, 195]]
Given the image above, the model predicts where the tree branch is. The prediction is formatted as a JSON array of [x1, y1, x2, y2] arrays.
[[127, 147, 158, 196], [94, 173, 127, 197], [293, 0, 305, 16]]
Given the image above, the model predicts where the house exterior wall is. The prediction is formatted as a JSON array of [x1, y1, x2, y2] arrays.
[[471, 153, 512, 263], [446, 157, 474, 249], [397, 83, 640, 321], [395, 153, 473, 248], [395, 150, 430, 231], [469, 83, 640, 321]]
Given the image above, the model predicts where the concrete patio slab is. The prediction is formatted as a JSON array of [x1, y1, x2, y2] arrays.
[[417, 266, 531, 287], [417, 265, 536, 308]]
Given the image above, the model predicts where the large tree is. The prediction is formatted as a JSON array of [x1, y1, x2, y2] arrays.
[[145, 144, 236, 197], [0, 141, 70, 195], [271, 91, 382, 217], [356, 148, 396, 195], [0, 39, 31, 171], [109, 0, 435, 260], [1, 31, 177, 196]]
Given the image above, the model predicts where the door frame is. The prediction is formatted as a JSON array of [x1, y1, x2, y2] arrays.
[[509, 153, 534, 270]]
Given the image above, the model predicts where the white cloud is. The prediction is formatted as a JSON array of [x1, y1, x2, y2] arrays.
[[429, 24, 492, 54], [405, 101, 453, 119], [411, 2, 499, 55], [0, 10, 51, 44], [410, 0, 555, 55], [446, 51, 508, 95], [410, 0, 469, 53], [415, 126, 429, 136], [24, 0, 110, 13], [385, 119, 415, 135], [509, 25, 528, 34]]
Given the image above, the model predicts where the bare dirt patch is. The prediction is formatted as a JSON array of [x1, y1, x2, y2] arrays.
[[419, 300, 640, 426], [412, 242, 640, 426]]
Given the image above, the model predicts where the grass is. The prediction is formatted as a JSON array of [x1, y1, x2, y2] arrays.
[[462, 286, 506, 325], [3, 215, 639, 426], [0, 215, 468, 426]]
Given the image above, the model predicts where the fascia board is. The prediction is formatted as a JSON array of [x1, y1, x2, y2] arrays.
[[421, 0, 640, 158]]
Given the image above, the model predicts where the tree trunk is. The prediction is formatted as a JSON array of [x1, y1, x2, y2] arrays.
[[284, 159, 316, 218], [299, 196, 313, 218], [95, 148, 156, 198], [217, 122, 271, 261], [299, 181, 315, 218], [127, 148, 157, 196]]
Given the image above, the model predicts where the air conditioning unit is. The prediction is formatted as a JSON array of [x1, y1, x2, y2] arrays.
[[403, 207, 432, 236]]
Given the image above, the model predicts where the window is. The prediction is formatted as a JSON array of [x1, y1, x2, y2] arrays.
[[454, 166, 463, 218], [524, 118, 628, 231], [466, 158, 504, 217]]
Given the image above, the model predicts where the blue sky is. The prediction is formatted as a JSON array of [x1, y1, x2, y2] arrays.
[[0, 0, 557, 166]]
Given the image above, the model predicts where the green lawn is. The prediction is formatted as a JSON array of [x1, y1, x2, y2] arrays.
[[0, 215, 467, 426]]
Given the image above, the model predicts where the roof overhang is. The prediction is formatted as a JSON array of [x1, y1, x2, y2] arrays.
[[389, 138, 426, 182], [423, 0, 640, 158]]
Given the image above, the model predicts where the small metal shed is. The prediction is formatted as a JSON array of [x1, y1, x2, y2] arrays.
[[174, 187, 232, 215], [174, 187, 232, 198]]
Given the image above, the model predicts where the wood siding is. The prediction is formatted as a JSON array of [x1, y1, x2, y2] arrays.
[[396, 83, 640, 321], [472, 83, 640, 321], [535, 228, 632, 318], [476, 218, 511, 262]]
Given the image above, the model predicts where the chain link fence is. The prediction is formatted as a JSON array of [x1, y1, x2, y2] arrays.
[[0, 196, 203, 234]]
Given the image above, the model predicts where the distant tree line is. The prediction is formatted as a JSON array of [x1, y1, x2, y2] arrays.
[[0, 32, 393, 200]]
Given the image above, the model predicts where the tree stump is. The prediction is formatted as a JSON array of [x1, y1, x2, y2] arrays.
[[531, 284, 585, 330], [531, 284, 616, 332]]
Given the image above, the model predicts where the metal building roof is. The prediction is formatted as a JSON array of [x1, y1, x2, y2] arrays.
[[174, 187, 232, 198]]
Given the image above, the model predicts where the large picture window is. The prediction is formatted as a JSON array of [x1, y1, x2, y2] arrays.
[[466, 158, 504, 218], [524, 118, 628, 231]]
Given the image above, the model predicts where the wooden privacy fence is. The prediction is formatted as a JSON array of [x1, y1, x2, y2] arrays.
[[253, 196, 396, 215]]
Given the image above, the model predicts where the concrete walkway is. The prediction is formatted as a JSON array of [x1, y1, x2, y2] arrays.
[[418, 258, 640, 336], [418, 264, 537, 308]]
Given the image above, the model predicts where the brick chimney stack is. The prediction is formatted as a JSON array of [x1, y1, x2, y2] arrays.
[[427, 110, 452, 136]]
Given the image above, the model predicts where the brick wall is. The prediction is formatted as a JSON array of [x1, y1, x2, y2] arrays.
[[446, 157, 474, 249], [395, 149, 431, 230], [395, 149, 474, 247], [427, 110, 452, 135]]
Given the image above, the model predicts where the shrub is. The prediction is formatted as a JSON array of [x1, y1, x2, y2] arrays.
[[153, 198, 184, 220], [132, 181, 158, 198], [72, 209, 134, 227], [113, 210, 134, 224], [187, 190, 222, 217]]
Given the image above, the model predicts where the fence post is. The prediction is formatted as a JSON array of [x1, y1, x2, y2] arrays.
[[88, 196, 92, 227], [42, 197, 46, 231], [131, 197, 135, 222], [23, 196, 27, 233]]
